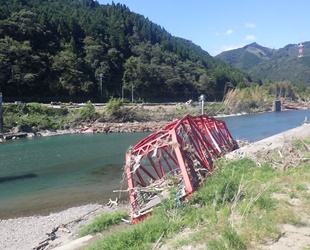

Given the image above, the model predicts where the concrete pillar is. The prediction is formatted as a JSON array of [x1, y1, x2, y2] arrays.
[[273, 100, 281, 112]]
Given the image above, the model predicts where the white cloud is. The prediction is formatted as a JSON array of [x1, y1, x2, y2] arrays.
[[245, 22, 256, 28], [222, 44, 245, 51], [211, 43, 246, 56], [215, 29, 233, 36], [226, 29, 233, 35], [245, 35, 256, 41]]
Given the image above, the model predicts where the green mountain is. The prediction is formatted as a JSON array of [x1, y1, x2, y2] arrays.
[[0, 0, 255, 103], [216, 42, 310, 85]]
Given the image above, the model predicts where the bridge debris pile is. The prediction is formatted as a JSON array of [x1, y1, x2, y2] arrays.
[[125, 114, 237, 223]]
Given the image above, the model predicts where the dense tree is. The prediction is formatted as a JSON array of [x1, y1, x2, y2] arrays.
[[0, 0, 254, 102]]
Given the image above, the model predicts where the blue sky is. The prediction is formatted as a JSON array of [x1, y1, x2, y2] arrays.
[[98, 0, 310, 56]]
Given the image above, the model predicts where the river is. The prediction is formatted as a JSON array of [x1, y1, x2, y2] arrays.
[[0, 110, 309, 218]]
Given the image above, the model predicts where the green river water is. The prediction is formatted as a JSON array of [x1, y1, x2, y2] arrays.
[[0, 110, 309, 218]]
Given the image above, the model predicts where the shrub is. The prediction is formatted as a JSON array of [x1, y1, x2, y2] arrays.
[[3, 103, 69, 132], [105, 98, 123, 116], [69, 103, 99, 125]]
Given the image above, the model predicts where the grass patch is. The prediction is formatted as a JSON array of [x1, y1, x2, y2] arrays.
[[79, 211, 129, 237], [86, 213, 182, 250], [85, 141, 310, 249]]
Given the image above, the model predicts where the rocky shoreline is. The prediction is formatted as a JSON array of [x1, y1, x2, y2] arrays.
[[75, 120, 169, 134], [1, 121, 170, 140], [0, 203, 126, 250]]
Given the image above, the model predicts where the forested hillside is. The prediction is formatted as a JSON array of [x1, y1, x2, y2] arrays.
[[0, 0, 255, 103], [216, 42, 310, 86]]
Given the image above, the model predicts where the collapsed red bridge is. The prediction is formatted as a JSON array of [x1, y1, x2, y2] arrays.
[[125, 114, 237, 223]]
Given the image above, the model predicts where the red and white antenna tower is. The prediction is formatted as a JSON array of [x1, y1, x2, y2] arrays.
[[298, 41, 303, 57]]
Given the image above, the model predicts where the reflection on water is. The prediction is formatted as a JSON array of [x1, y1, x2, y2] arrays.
[[0, 173, 38, 184]]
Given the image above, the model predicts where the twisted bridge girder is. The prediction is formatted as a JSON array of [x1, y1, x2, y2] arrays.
[[125, 114, 236, 223]]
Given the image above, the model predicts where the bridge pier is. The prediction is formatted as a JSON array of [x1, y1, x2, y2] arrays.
[[273, 100, 281, 112]]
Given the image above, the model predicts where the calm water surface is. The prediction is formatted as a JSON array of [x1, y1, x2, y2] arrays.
[[0, 110, 309, 217], [0, 132, 149, 217], [221, 110, 309, 141]]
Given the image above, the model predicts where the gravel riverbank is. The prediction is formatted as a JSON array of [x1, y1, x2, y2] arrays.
[[0, 203, 128, 250]]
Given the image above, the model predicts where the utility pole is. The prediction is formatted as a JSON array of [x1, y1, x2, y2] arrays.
[[0, 92, 3, 139], [131, 84, 134, 102], [99, 73, 103, 102]]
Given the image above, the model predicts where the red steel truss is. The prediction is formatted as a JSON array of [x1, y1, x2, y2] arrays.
[[125, 114, 236, 223]]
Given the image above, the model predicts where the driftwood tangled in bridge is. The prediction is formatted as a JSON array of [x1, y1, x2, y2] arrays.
[[125, 114, 237, 223]]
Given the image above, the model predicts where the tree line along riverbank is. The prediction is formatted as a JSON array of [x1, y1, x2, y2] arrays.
[[1, 97, 310, 140]]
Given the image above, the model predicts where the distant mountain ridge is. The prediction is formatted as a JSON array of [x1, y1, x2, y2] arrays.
[[216, 42, 310, 85]]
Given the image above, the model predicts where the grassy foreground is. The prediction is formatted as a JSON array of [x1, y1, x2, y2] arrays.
[[79, 139, 310, 250]]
